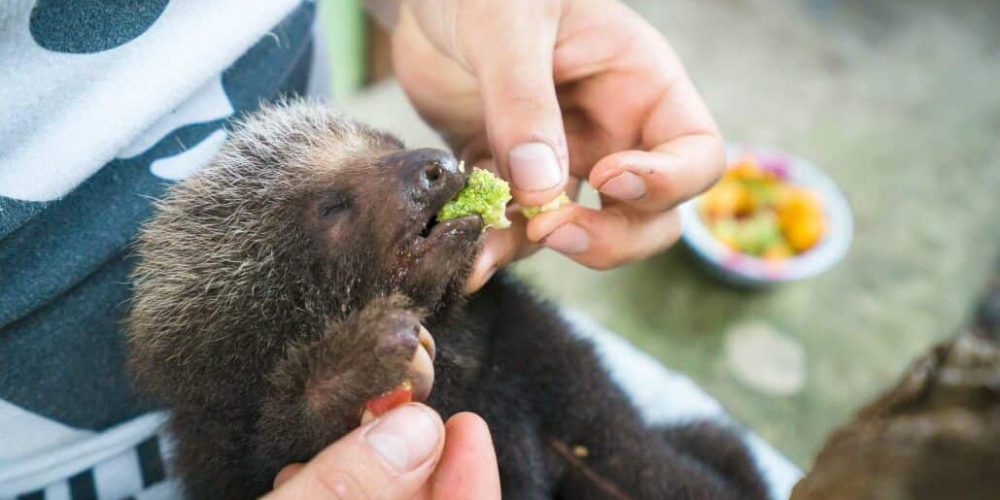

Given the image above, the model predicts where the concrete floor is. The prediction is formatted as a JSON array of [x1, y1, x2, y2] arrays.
[[341, 0, 1000, 466]]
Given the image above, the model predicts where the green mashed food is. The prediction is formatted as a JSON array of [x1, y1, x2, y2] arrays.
[[437, 167, 513, 229], [437, 167, 571, 230]]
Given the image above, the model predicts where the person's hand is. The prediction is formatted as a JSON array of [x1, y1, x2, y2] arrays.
[[264, 404, 500, 499], [389, 0, 724, 291]]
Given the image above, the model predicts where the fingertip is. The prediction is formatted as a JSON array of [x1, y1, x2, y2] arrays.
[[443, 412, 496, 462], [466, 212, 541, 294], [465, 229, 511, 293], [589, 151, 668, 188], [363, 403, 445, 473], [465, 253, 499, 294], [433, 412, 501, 500], [597, 171, 647, 201], [506, 141, 568, 206], [588, 145, 721, 211], [445, 412, 492, 434], [524, 204, 577, 243], [399, 402, 448, 438]]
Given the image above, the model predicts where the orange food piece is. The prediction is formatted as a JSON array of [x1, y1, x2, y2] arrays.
[[784, 213, 824, 252], [701, 180, 750, 219], [363, 382, 413, 417], [775, 187, 825, 252], [776, 188, 822, 223]]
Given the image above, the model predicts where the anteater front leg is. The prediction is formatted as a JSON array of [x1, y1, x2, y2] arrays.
[[251, 295, 433, 478]]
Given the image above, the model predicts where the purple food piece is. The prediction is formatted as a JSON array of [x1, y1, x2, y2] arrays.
[[755, 151, 791, 180]]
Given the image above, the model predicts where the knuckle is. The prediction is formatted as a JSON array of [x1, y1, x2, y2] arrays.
[[498, 80, 553, 113]]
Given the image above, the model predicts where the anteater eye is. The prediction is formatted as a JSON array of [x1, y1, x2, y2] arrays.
[[318, 192, 351, 222]]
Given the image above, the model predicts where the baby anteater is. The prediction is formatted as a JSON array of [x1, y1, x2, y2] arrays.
[[127, 100, 767, 499]]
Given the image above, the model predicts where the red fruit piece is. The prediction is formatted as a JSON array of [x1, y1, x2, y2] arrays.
[[363, 381, 413, 417]]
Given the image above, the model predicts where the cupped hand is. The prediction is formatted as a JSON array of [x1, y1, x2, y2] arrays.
[[265, 405, 500, 500], [390, 0, 724, 290]]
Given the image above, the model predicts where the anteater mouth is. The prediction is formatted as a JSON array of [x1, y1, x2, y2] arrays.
[[412, 215, 482, 253], [408, 170, 481, 251], [419, 214, 439, 239]]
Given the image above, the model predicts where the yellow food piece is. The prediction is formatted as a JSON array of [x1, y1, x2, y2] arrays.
[[762, 241, 794, 260], [520, 192, 571, 219], [784, 212, 824, 252]]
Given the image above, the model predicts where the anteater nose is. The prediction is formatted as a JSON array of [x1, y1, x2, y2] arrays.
[[408, 148, 460, 195], [421, 161, 446, 189]]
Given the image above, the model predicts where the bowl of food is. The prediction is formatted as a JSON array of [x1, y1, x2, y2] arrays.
[[679, 145, 852, 286]]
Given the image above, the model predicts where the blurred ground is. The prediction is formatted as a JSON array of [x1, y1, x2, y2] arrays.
[[338, 0, 1000, 466]]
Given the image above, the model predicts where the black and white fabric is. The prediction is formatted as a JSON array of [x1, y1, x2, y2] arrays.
[[2, 406, 173, 499], [562, 312, 802, 500], [0, 0, 324, 497]]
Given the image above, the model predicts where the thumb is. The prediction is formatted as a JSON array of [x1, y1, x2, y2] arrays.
[[264, 404, 445, 500], [465, 1, 568, 206]]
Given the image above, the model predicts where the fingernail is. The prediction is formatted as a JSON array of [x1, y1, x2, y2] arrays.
[[509, 142, 562, 192], [544, 224, 590, 254], [360, 409, 376, 425], [365, 404, 441, 473], [599, 172, 646, 200]]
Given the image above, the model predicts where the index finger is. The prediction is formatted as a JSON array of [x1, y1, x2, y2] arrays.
[[429, 413, 502, 500], [590, 49, 725, 212], [589, 134, 725, 213]]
